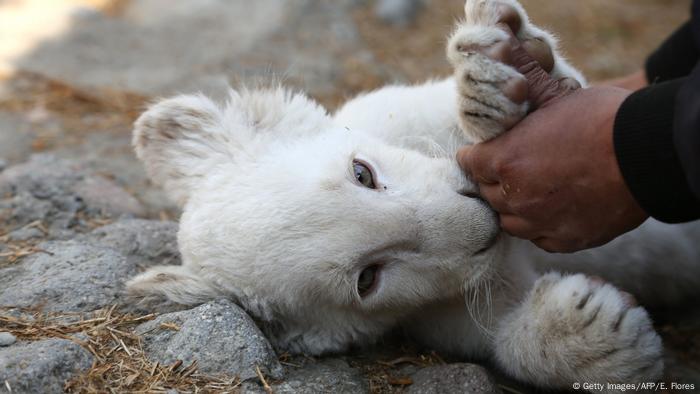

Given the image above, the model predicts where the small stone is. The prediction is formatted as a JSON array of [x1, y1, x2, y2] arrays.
[[0, 338, 93, 394], [375, 0, 423, 26], [407, 363, 502, 394], [0, 332, 16, 347], [136, 299, 283, 381]]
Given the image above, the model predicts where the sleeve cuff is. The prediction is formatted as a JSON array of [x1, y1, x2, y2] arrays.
[[645, 21, 699, 83], [613, 78, 700, 223]]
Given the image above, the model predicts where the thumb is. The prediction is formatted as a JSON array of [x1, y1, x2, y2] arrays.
[[456, 143, 499, 184], [508, 38, 580, 109], [457, 145, 473, 174]]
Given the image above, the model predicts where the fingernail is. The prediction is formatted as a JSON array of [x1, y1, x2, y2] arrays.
[[588, 275, 606, 286], [620, 291, 638, 307], [501, 75, 528, 104], [483, 39, 512, 64], [496, 3, 522, 35], [522, 37, 554, 73]]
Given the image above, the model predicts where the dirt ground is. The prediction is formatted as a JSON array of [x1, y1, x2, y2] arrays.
[[353, 0, 691, 87]]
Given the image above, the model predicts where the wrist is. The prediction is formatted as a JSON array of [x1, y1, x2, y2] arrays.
[[600, 88, 648, 229]]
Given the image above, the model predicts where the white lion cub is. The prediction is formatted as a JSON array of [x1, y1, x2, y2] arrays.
[[128, 0, 700, 390]]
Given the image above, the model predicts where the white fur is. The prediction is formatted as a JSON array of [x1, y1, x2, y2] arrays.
[[128, 0, 699, 390]]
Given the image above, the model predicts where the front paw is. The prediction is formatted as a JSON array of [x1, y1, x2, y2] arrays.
[[447, 15, 528, 142], [498, 273, 663, 389], [447, 0, 582, 142]]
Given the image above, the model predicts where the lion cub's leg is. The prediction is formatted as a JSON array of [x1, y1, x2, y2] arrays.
[[494, 273, 663, 390], [447, 0, 585, 141]]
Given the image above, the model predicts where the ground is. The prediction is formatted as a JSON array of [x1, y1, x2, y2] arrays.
[[0, 0, 697, 393]]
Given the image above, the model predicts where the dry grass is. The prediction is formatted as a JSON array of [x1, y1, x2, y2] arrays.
[[0, 214, 114, 267], [351, 352, 444, 394], [0, 242, 53, 265], [0, 221, 50, 267], [0, 306, 243, 393], [0, 70, 145, 154]]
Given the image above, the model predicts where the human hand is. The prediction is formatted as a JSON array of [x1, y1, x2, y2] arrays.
[[457, 48, 648, 252]]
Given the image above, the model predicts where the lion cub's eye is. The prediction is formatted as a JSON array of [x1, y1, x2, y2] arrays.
[[353, 160, 376, 189], [357, 265, 380, 297]]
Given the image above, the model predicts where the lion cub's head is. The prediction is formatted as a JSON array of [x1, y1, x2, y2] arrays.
[[127, 88, 501, 354]]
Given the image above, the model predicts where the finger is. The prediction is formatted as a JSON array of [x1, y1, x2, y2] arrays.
[[489, 4, 580, 109], [521, 37, 554, 73], [456, 145, 499, 184], [500, 74, 528, 104], [500, 214, 541, 239], [509, 43, 577, 109], [495, 3, 522, 36], [531, 237, 562, 252], [478, 184, 512, 214]]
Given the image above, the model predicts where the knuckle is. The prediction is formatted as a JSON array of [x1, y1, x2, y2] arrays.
[[494, 157, 513, 178], [465, 146, 486, 173]]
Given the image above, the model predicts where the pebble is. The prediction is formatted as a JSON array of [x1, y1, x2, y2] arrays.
[[0, 332, 16, 347]]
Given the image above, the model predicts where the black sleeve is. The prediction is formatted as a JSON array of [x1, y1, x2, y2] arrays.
[[674, 63, 700, 200], [645, 21, 699, 83], [613, 78, 700, 223], [612, 1, 700, 223]]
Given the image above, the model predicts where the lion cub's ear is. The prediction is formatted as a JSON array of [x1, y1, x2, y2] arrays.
[[133, 94, 236, 207], [134, 88, 331, 206]]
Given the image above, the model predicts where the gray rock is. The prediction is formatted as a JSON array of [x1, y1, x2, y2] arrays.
[[0, 112, 36, 166], [0, 241, 133, 311], [0, 154, 145, 239], [239, 381, 268, 394], [0, 155, 80, 238], [88, 219, 179, 266], [273, 359, 368, 394], [242, 359, 368, 393], [375, 0, 424, 26], [7, 225, 45, 241], [0, 338, 93, 394], [0, 332, 16, 347], [407, 363, 502, 394], [135, 299, 283, 381], [72, 175, 145, 218]]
